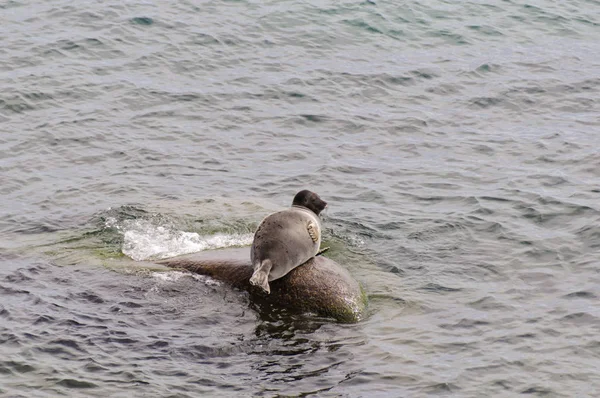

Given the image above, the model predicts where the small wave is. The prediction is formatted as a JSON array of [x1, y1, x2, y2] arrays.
[[151, 271, 221, 286], [105, 217, 253, 261]]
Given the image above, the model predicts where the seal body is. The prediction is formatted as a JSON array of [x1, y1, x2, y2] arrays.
[[249, 190, 327, 294]]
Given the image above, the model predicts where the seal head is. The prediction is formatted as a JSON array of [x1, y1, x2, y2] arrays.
[[292, 189, 327, 215], [249, 190, 327, 294]]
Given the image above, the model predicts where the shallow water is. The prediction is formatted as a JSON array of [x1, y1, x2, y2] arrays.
[[1, 0, 600, 396]]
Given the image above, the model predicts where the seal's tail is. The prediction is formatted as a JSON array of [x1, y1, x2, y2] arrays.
[[249, 259, 272, 294]]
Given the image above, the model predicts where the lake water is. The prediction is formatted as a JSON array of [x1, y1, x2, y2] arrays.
[[1, 0, 599, 396]]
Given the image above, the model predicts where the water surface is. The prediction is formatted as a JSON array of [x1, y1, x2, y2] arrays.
[[1, 0, 600, 396]]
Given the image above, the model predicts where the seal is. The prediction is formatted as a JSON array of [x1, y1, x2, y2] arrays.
[[249, 190, 327, 294]]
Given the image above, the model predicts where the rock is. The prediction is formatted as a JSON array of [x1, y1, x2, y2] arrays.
[[157, 247, 366, 323]]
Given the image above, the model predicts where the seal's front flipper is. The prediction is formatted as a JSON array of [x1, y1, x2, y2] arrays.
[[316, 246, 330, 256], [307, 221, 320, 243], [249, 259, 272, 294]]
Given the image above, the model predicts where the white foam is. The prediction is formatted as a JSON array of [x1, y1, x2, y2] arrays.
[[106, 217, 253, 261], [150, 271, 222, 286], [151, 270, 189, 282]]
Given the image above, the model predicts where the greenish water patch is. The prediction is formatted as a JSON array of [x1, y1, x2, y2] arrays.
[[343, 19, 383, 34], [467, 24, 504, 36], [432, 29, 470, 45], [130, 17, 154, 25]]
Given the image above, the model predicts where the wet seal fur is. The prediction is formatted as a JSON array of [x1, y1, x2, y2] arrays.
[[249, 190, 328, 294], [157, 247, 366, 323]]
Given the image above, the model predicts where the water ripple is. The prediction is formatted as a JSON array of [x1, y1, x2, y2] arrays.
[[1, 0, 600, 395]]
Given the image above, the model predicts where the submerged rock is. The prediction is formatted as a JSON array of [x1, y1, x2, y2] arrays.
[[157, 247, 366, 323]]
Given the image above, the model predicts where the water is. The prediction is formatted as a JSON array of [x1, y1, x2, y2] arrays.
[[1, 0, 599, 396]]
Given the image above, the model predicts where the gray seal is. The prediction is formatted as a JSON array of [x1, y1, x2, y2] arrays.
[[249, 190, 327, 294]]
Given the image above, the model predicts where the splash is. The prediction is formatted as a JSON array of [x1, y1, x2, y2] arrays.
[[105, 216, 253, 261], [151, 271, 221, 286]]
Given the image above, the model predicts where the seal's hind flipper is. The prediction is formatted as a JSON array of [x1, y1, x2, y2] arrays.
[[249, 260, 272, 294], [307, 221, 319, 243], [249, 273, 270, 294]]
